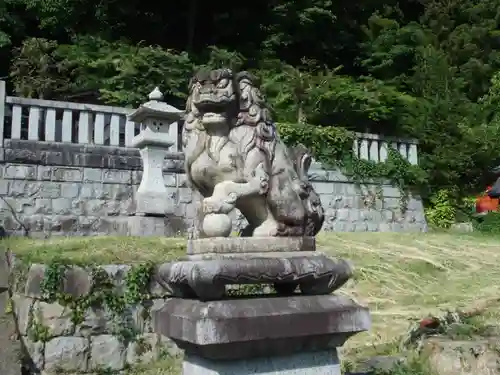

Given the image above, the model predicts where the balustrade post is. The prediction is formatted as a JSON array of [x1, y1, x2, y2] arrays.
[[352, 137, 359, 159], [369, 136, 380, 162], [379, 141, 388, 162], [359, 138, 370, 160], [408, 143, 418, 165]]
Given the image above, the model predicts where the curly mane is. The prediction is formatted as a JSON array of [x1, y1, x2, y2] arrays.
[[230, 71, 279, 166]]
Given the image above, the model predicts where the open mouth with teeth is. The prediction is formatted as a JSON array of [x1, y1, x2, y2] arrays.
[[195, 99, 228, 112], [201, 112, 226, 122], [194, 98, 231, 124]]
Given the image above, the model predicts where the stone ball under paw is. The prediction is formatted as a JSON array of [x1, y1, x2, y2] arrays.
[[202, 213, 232, 237]]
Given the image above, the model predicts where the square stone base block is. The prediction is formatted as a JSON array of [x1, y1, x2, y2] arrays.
[[152, 294, 370, 360], [187, 237, 317, 256], [183, 349, 341, 375]]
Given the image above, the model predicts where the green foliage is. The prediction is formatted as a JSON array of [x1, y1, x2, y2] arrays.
[[451, 195, 477, 223], [0, 0, 21, 48], [258, 58, 320, 124], [278, 122, 427, 199], [460, 196, 476, 214], [360, 2, 500, 194], [425, 189, 457, 229], [344, 148, 427, 194], [38, 260, 155, 343], [198, 46, 247, 73], [27, 319, 50, 343], [257, 59, 416, 133], [10, 38, 72, 99], [11, 36, 194, 106], [124, 263, 155, 305], [277, 122, 354, 163], [40, 259, 69, 302], [373, 355, 436, 375], [473, 212, 500, 234]]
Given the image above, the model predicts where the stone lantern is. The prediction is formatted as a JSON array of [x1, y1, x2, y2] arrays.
[[127, 87, 183, 236], [127, 87, 183, 216]]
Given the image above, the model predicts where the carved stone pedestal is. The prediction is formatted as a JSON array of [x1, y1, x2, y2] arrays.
[[152, 236, 371, 373], [155, 236, 353, 300], [153, 295, 370, 375], [157, 254, 353, 300], [150, 68, 371, 374]]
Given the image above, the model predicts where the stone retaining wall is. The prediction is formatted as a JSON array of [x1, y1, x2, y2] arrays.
[[12, 262, 180, 375], [0, 139, 427, 236]]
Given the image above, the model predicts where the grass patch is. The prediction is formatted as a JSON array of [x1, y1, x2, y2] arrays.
[[4, 236, 186, 264], [125, 356, 182, 375], [323, 232, 500, 362], [5, 231, 500, 374], [385, 353, 437, 375]]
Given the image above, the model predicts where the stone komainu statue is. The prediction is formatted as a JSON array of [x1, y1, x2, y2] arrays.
[[182, 68, 324, 237]]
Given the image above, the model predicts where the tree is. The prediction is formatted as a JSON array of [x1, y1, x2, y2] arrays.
[[10, 36, 194, 106]]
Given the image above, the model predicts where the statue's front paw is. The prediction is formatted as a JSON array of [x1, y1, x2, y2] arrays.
[[203, 194, 236, 215], [203, 198, 221, 214]]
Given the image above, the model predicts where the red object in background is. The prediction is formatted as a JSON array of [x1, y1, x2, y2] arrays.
[[476, 186, 499, 214], [419, 317, 441, 330]]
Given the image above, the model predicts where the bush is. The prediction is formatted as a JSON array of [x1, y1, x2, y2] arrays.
[[277, 122, 354, 165], [425, 189, 456, 229], [472, 211, 500, 234]]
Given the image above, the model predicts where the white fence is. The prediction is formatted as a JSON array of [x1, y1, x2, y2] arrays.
[[0, 81, 418, 164], [0, 81, 183, 150], [354, 132, 418, 165]]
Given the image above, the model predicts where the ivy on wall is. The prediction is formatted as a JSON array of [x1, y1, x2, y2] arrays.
[[24, 259, 155, 344], [277, 122, 428, 207]]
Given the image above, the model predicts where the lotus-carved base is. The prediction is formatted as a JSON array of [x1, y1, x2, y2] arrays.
[[155, 254, 353, 301]]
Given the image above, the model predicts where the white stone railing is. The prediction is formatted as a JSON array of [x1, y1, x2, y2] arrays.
[[0, 81, 419, 164], [0, 81, 182, 150], [6, 95, 138, 146], [353, 132, 418, 165]]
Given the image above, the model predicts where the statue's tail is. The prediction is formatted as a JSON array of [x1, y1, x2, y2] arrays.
[[289, 145, 325, 236]]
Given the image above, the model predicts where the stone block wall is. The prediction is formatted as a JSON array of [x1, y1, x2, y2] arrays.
[[308, 168, 427, 232], [0, 140, 189, 237], [0, 139, 427, 236], [12, 262, 180, 375]]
